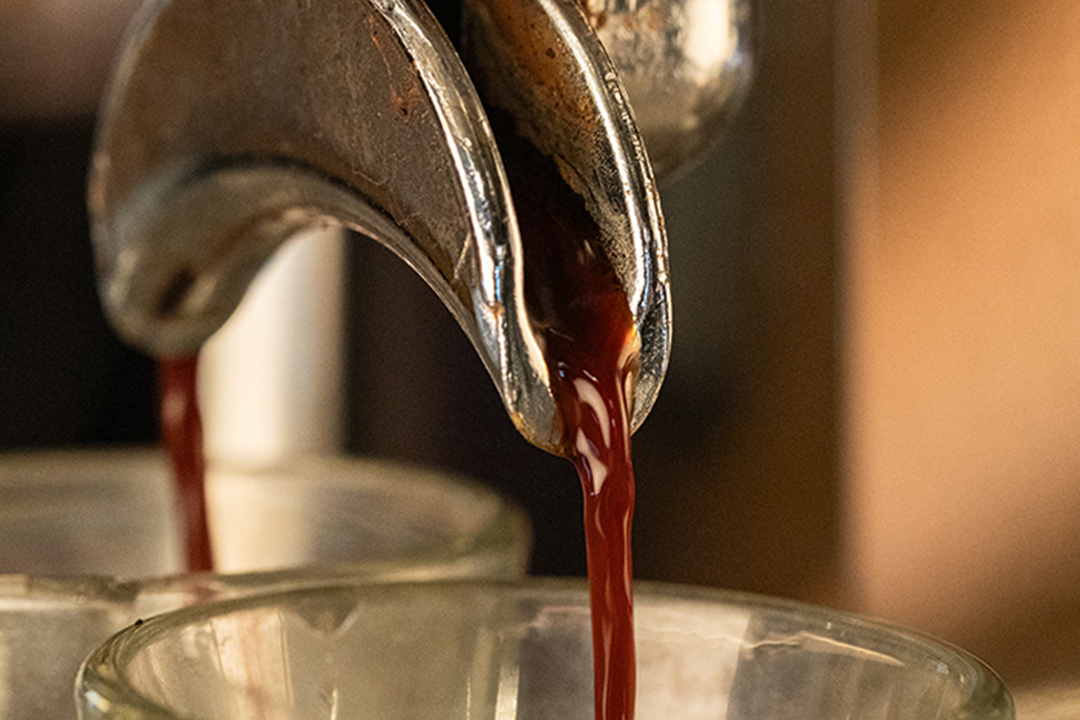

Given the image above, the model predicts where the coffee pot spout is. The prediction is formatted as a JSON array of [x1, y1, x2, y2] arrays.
[[90, 0, 670, 452]]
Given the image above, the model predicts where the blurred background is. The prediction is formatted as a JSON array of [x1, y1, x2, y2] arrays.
[[4, 0, 1080, 702]]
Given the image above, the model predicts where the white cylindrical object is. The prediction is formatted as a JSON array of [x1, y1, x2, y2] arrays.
[[199, 228, 345, 465]]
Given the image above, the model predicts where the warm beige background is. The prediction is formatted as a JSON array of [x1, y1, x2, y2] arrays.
[[845, 0, 1080, 687]]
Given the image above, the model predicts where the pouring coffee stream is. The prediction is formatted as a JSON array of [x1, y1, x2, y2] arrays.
[[88, 0, 750, 716]]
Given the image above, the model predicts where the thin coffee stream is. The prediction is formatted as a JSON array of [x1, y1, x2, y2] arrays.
[[158, 356, 214, 572], [151, 121, 637, 718], [498, 120, 639, 720]]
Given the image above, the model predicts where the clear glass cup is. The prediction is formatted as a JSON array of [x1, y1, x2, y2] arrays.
[[78, 578, 1014, 720], [0, 448, 530, 581], [0, 449, 530, 720]]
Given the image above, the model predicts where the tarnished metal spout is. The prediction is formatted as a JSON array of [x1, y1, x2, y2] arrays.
[[90, 0, 670, 452]]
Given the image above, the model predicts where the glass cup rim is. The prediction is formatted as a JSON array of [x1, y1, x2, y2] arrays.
[[78, 577, 1015, 720], [0, 447, 532, 584]]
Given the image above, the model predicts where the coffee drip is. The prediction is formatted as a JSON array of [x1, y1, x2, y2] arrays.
[[90, 0, 669, 719]]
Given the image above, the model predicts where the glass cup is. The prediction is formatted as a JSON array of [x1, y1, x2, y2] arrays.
[[0, 449, 530, 720], [0, 448, 530, 581], [77, 578, 1014, 720]]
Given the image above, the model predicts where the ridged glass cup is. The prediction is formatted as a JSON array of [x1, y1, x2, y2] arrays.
[[0, 449, 530, 720], [78, 578, 1013, 720]]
